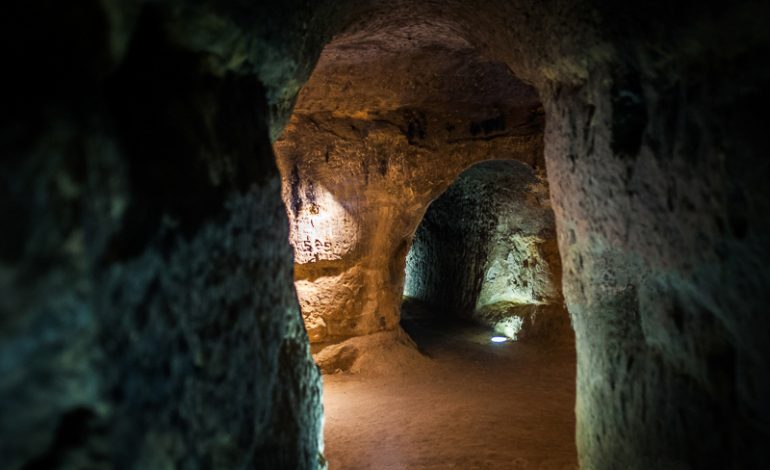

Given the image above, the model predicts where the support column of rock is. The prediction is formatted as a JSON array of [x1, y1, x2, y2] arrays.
[[544, 59, 770, 469], [0, 2, 332, 468]]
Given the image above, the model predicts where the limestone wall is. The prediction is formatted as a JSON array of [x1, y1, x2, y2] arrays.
[[404, 160, 566, 340], [0, 3, 330, 468], [1, 1, 768, 469], [274, 31, 544, 344]]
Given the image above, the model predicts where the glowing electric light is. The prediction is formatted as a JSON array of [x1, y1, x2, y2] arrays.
[[490, 336, 508, 343]]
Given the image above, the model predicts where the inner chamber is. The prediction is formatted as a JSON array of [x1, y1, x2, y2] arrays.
[[274, 22, 549, 344], [273, 20, 576, 469], [403, 159, 569, 343]]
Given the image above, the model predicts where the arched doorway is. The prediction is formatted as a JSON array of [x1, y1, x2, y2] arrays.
[[403, 160, 569, 343]]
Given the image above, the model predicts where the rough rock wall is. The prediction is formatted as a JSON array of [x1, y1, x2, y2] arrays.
[[274, 33, 544, 344], [287, 0, 770, 467], [404, 160, 565, 340], [0, 2, 331, 469], [533, 6, 770, 469], [2, 0, 769, 469], [332, 2, 770, 467], [543, 35, 770, 470]]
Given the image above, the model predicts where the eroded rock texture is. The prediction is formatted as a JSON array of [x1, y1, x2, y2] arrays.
[[0, 2, 331, 469], [278, 1, 770, 467], [274, 27, 544, 344], [320, 2, 770, 468], [2, 0, 769, 469], [404, 160, 566, 340]]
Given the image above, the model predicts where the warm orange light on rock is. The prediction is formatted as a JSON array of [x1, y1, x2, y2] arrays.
[[285, 183, 358, 265]]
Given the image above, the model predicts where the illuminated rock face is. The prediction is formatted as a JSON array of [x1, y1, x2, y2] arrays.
[[275, 3, 770, 468], [274, 31, 545, 344], [405, 160, 567, 340], [2, 1, 769, 469]]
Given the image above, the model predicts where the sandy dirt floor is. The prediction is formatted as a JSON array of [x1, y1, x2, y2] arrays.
[[321, 316, 578, 470]]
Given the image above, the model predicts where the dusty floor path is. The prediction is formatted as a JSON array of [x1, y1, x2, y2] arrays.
[[321, 315, 578, 470]]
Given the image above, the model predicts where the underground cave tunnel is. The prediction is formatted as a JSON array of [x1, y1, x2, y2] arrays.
[[2, 1, 769, 469], [402, 160, 569, 343], [273, 25, 578, 468]]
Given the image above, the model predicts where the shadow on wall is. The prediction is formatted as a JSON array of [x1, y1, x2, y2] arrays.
[[0, 4, 323, 469], [404, 160, 570, 342]]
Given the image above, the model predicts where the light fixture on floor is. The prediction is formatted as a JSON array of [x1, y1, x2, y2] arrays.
[[490, 336, 508, 343]]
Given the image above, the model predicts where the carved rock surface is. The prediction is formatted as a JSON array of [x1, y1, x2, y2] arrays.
[[274, 27, 544, 344], [1, 1, 768, 470], [0, 3, 326, 469], [278, 2, 770, 468], [405, 160, 567, 340]]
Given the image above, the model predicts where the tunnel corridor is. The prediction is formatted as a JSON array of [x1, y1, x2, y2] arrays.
[[273, 26, 579, 466], [403, 160, 567, 342], [315, 160, 577, 469], [2, 1, 769, 469]]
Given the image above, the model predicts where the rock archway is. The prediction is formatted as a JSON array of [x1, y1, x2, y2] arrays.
[[2, 1, 768, 469], [404, 160, 567, 341], [273, 23, 545, 346]]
